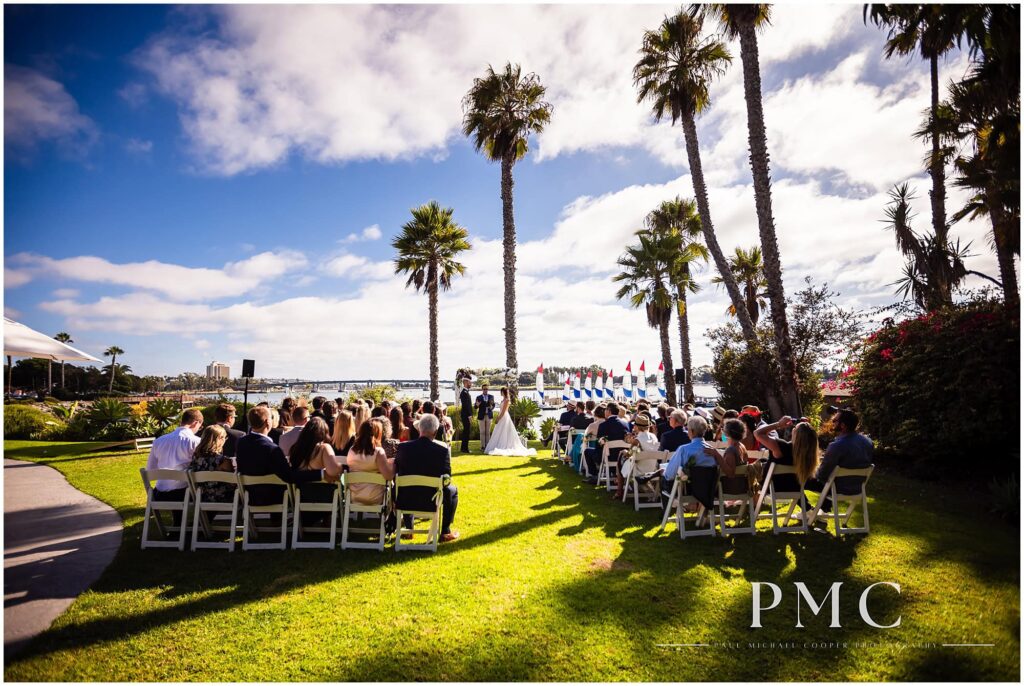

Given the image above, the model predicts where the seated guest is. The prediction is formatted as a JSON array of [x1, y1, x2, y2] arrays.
[[345, 419, 394, 506], [353, 403, 371, 435], [655, 404, 671, 436], [279, 397, 297, 428], [375, 416, 400, 460], [331, 410, 356, 456], [268, 408, 284, 445], [310, 396, 327, 419], [321, 401, 338, 434], [208, 403, 244, 458], [739, 411, 761, 450], [422, 400, 435, 416], [584, 402, 629, 484], [755, 416, 819, 496], [411, 399, 422, 418], [401, 402, 414, 431], [371, 405, 387, 418], [434, 403, 453, 442], [189, 424, 235, 503], [615, 413, 660, 498], [390, 406, 408, 442], [146, 409, 204, 523], [804, 409, 872, 510], [571, 402, 593, 430], [557, 400, 577, 451], [394, 414, 459, 542], [365, 399, 375, 412], [279, 406, 309, 458], [660, 409, 690, 452], [235, 406, 330, 507], [704, 418, 748, 496], [660, 415, 716, 509], [289, 418, 342, 524]]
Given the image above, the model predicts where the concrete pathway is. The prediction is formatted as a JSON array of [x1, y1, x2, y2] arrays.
[[4, 458, 122, 656]]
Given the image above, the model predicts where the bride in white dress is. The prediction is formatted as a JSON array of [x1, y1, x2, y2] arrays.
[[484, 387, 537, 456]]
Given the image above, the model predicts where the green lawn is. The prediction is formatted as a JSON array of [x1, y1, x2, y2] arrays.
[[4, 439, 1019, 681]]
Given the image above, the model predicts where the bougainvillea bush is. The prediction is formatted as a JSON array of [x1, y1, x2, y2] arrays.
[[852, 297, 1019, 475]]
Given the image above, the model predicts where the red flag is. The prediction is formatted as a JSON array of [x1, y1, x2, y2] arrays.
[[640, 360, 646, 373], [585, 370, 592, 379], [658, 361, 664, 371], [537, 363, 544, 374], [625, 361, 632, 373], [575, 370, 581, 379]]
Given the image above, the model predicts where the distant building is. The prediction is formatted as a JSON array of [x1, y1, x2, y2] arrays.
[[206, 361, 230, 380]]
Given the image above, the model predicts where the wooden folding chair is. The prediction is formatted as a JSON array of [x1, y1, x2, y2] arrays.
[[341, 472, 390, 551], [806, 465, 874, 536], [752, 463, 809, 534], [238, 473, 292, 551], [291, 480, 341, 549], [189, 470, 241, 551], [622, 450, 668, 510], [140, 468, 192, 550], [596, 440, 631, 491], [714, 464, 756, 536], [394, 474, 448, 552]]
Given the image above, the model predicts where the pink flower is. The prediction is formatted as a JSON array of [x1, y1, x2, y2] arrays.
[[880, 348, 894, 362]]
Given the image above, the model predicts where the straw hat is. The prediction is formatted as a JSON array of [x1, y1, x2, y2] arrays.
[[633, 414, 652, 429], [711, 405, 727, 423]]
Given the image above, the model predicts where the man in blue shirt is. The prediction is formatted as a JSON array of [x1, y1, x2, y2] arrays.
[[806, 409, 873, 511], [659, 415, 717, 509]]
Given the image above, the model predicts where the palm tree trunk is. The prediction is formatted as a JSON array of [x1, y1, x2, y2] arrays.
[[929, 53, 947, 243], [681, 114, 757, 344], [108, 356, 116, 392], [675, 288, 695, 404], [986, 189, 1020, 312], [658, 318, 676, 407], [60, 361, 66, 388], [428, 261, 440, 402], [500, 152, 519, 398], [736, 20, 801, 416], [745, 280, 759, 326]]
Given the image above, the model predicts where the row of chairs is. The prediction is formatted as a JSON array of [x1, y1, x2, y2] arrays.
[[139, 468, 450, 553], [555, 427, 874, 538]]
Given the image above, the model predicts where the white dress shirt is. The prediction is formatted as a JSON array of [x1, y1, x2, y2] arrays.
[[634, 431, 660, 452], [146, 426, 201, 491]]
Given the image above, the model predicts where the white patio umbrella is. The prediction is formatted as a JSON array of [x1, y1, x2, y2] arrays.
[[4, 318, 101, 393]]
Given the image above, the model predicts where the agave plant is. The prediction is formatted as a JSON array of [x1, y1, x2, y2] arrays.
[[50, 401, 80, 422], [539, 416, 557, 446], [86, 398, 131, 430], [146, 398, 182, 431], [509, 397, 542, 431]]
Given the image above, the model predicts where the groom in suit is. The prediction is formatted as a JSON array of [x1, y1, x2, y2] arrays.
[[459, 377, 473, 453], [475, 383, 495, 448]]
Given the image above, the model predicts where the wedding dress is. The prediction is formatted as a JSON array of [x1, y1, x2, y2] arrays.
[[484, 404, 537, 456]]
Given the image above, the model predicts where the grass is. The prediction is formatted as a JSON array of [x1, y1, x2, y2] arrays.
[[4, 439, 1019, 681]]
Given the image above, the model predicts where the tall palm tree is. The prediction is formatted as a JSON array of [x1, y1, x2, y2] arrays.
[[393, 201, 472, 401], [712, 246, 769, 325], [103, 346, 124, 393], [613, 231, 679, 406], [462, 63, 552, 394], [54, 332, 73, 388], [645, 197, 708, 403], [633, 11, 758, 352], [700, 3, 800, 414], [865, 5, 981, 238]]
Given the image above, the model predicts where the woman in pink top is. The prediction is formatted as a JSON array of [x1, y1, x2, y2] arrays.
[[345, 419, 395, 506]]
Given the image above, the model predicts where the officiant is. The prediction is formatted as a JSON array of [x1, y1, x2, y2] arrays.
[[475, 383, 496, 448]]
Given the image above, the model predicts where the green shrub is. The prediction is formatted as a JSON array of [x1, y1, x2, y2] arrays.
[[447, 406, 479, 440], [540, 417, 557, 443], [510, 398, 541, 431], [853, 298, 1019, 474], [346, 385, 398, 406], [4, 405, 65, 439], [146, 398, 182, 434]]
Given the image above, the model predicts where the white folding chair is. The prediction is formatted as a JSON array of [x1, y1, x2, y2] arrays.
[[714, 464, 756, 536], [596, 440, 631, 491], [341, 472, 390, 551], [189, 470, 241, 551], [622, 450, 668, 510], [806, 465, 875, 536], [752, 463, 809, 534], [140, 468, 192, 550], [657, 472, 714, 539], [554, 425, 571, 461], [394, 474, 448, 552], [564, 428, 579, 467], [291, 480, 341, 549], [238, 473, 292, 551]]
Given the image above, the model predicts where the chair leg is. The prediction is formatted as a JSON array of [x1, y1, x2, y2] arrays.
[[191, 495, 203, 552], [177, 493, 190, 551], [228, 496, 238, 552], [861, 496, 870, 534], [141, 501, 153, 549]]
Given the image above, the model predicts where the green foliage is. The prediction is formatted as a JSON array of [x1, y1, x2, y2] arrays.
[[346, 385, 398, 407], [3, 405, 65, 439], [447, 405, 480, 440], [540, 417, 557, 441], [145, 398, 182, 434], [86, 398, 132, 429], [853, 298, 1019, 474], [989, 473, 1019, 525], [50, 401, 81, 422], [509, 397, 541, 431]]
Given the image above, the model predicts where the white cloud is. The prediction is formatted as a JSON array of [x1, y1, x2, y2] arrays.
[[124, 137, 154, 154], [4, 64, 98, 158], [342, 224, 383, 243], [5, 267, 32, 289], [8, 250, 307, 301], [321, 252, 393, 281], [194, 338, 211, 351]]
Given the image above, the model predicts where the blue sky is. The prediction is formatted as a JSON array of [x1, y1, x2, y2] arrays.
[[3, 4, 995, 380]]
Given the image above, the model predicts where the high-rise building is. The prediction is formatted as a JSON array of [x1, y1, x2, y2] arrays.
[[206, 361, 230, 380]]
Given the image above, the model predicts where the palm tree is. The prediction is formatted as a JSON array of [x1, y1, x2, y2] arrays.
[[613, 230, 680, 406], [712, 246, 769, 325], [393, 201, 472, 401], [700, 3, 800, 415], [633, 11, 758, 352], [103, 346, 124, 393], [866, 6, 986, 235], [462, 63, 552, 395], [54, 332, 72, 388], [645, 197, 708, 403]]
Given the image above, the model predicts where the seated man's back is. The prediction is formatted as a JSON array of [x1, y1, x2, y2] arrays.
[[394, 437, 450, 512], [235, 431, 292, 505]]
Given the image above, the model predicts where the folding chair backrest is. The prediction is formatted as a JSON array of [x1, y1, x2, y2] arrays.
[[140, 468, 190, 491], [344, 472, 388, 487], [833, 465, 874, 493], [602, 440, 631, 458], [239, 474, 288, 487], [394, 474, 446, 513], [191, 471, 237, 486], [633, 450, 668, 473], [747, 448, 770, 461]]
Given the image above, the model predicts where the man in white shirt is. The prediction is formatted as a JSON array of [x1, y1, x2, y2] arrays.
[[278, 406, 309, 459], [146, 408, 203, 523]]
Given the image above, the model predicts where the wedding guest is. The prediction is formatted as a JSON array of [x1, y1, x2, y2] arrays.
[[571, 402, 593, 430], [755, 416, 819, 495], [345, 419, 394, 506], [321, 401, 338, 434], [331, 410, 356, 456], [279, 406, 309, 458], [411, 399, 422, 417], [390, 406, 408, 442], [268, 408, 284, 445], [289, 418, 342, 524], [311, 396, 327, 420], [660, 415, 716, 509], [209, 403, 244, 458], [147, 409, 204, 524], [401, 402, 414, 431], [371, 405, 387, 418], [584, 402, 629, 484], [584, 405, 606, 439], [434, 403, 453, 442], [189, 424, 235, 503], [739, 412, 761, 451], [705, 418, 748, 496], [804, 410, 872, 510], [557, 400, 577, 452], [279, 397, 297, 428], [394, 414, 458, 542], [655, 404, 671, 436], [660, 409, 690, 453], [422, 400, 435, 416], [353, 403, 371, 435], [375, 416, 400, 460], [615, 413, 659, 498]]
